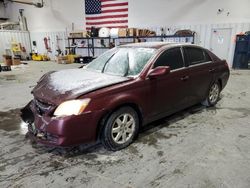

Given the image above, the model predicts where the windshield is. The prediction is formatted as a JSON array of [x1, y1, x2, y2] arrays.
[[86, 47, 156, 77]]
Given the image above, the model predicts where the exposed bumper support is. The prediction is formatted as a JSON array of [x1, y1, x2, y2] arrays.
[[20, 100, 106, 147]]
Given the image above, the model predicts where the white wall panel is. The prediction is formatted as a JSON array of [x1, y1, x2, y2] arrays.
[[29, 31, 68, 60], [1, 23, 247, 67], [52, 23, 250, 66], [7, 0, 250, 33], [158, 22, 250, 66], [0, 30, 31, 62]]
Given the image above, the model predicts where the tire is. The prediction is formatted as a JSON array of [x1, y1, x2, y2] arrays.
[[202, 81, 221, 107], [101, 106, 139, 151]]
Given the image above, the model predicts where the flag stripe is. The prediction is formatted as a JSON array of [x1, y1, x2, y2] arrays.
[[86, 17, 128, 24], [87, 23, 128, 28], [101, 0, 127, 5], [86, 20, 128, 25], [86, 25, 128, 30], [101, 2, 128, 8], [86, 14, 128, 20], [86, 18, 128, 24], [86, 11, 128, 17], [101, 0, 116, 2], [102, 8, 128, 13]]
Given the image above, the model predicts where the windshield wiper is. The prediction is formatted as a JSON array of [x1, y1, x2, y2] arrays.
[[124, 53, 130, 77], [101, 53, 116, 73]]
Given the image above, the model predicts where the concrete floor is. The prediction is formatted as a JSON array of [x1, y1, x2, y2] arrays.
[[0, 61, 250, 188]]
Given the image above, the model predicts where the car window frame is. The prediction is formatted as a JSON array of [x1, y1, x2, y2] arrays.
[[152, 47, 186, 72], [183, 46, 212, 67]]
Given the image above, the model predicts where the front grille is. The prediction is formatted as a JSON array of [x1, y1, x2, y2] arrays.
[[34, 99, 53, 115]]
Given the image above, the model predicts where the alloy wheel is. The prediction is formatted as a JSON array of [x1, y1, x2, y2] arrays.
[[111, 113, 136, 144], [209, 83, 219, 104]]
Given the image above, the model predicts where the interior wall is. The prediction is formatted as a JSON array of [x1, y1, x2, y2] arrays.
[[129, 0, 250, 27], [5, 0, 250, 66], [6, 0, 84, 32], [0, 30, 31, 62], [26, 23, 250, 67], [7, 0, 250, 32], [0, 3, 7, 20]]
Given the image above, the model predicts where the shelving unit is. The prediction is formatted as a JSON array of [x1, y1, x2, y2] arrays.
[[0, 18, 8, 21], [66, 34, 195, 58]]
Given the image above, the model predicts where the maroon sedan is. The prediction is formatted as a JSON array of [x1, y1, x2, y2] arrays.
[[21, 42, 230, 151]]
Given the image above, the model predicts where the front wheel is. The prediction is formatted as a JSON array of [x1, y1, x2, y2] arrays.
[[202, 81, 221, 107], [101, 107, 139, 151]]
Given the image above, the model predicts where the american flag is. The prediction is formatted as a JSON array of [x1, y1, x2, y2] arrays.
[[85, 0, 128, 30]]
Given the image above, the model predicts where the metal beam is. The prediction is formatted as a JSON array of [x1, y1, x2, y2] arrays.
[[8, 0, 44, 8]]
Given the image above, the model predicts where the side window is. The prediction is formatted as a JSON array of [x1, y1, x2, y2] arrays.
[[184, 47, 211, 65], [204, 50, 212, 62], [154, 48, 184, 70]]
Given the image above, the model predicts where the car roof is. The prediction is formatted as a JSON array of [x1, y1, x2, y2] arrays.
[[120, 42, 202, 49]]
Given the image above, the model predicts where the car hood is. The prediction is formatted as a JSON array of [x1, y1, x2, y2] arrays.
[[32, 68, 130, 104]]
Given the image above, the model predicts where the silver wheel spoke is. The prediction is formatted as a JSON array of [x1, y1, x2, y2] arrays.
[[115, 118, 122, 126], [112, 127, 120, 133], [126, 119, 133, 128], [123, 114, 128, 123], [122, 132, 127, 142], [126, 127, 133, 134], [115, 132, 122, 142]]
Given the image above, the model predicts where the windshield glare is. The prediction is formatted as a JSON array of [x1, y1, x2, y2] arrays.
[[86, 47, 156, 77]]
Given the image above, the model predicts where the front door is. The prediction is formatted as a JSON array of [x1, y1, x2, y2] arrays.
[[149, 47, 190, 118]]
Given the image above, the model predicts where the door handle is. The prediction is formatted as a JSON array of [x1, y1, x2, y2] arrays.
[[180, 75, 189, 81], [209, 68, 215, 73]]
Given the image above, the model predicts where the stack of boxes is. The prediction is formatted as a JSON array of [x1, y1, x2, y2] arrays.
[[70, 28, 156, 38], [118, 28, 156, 37], [2, 55, 21, 66]]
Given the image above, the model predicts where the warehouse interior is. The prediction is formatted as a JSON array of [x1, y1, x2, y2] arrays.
[[0, 0, 250, 187]]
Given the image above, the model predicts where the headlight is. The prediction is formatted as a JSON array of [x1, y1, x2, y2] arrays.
[[54, 99, 91, 117]]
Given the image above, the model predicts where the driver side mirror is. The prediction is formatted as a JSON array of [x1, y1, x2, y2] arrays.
[[148, 66, 171, 79]]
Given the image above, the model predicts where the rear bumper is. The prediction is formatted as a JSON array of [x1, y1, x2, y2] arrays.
[[21, 100, 105, 147]]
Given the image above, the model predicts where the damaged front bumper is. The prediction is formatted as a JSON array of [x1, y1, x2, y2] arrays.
[[21, 100, 104, 147]]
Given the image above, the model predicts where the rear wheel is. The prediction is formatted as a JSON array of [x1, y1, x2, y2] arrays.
[[202, 81, 220, 107], [101, 107, 139, 151]]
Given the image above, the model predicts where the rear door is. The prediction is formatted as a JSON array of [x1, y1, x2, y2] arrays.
[[149, 47, 191, 118], [183, 47, 215, 103]]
